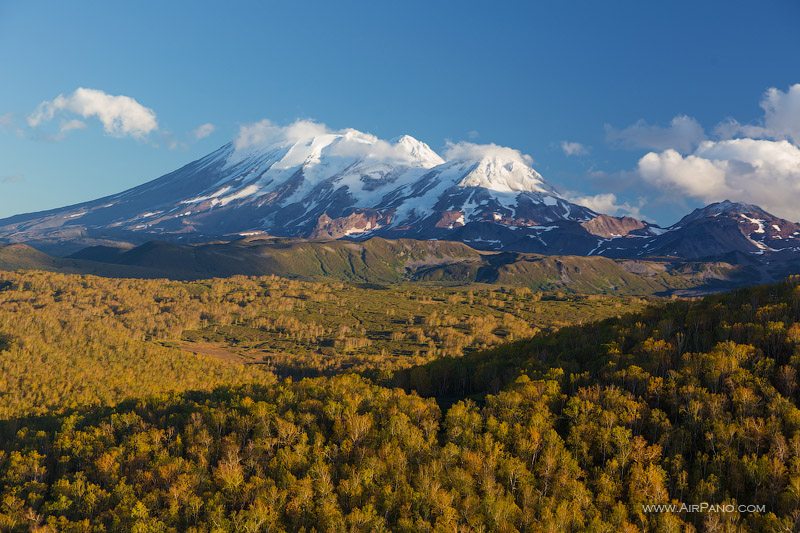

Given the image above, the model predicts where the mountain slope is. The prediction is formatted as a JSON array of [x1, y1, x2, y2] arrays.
[[2, 123, 800, 271], [0, 236, 756, 295], [590, 200, 800, 261], [0, 243, 174, 278], [0, 123, 654, 254], [76, 237, 747, 293], [647, 200, 800, 258]]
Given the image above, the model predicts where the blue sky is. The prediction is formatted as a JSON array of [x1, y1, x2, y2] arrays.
[[1, 0, 799, 224]]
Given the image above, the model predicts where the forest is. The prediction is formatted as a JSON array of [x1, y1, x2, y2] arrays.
[[0, 270, 639, 418], [0, 270, 799, 530]]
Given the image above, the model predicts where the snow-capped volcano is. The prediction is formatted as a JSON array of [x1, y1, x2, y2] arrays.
[[392, 134, 445, 167], [185, 123, 444, 213], [3, 119, 797, 264], [0, 120, 604, 252], [444, 142, 553, 194]]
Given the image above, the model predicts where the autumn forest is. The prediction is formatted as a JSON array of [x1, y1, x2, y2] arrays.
[[1, 270, 800, 531]]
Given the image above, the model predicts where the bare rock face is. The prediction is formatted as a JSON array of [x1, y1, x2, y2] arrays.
[[582, 215, 646, 238], [310, 210, 392, 240], [435, 211, 465, 229]]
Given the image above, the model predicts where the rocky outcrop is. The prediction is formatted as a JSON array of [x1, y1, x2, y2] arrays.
[[581, 214, 647, 238], [435, 211, 465, 229], [310, 210, 392, 239]]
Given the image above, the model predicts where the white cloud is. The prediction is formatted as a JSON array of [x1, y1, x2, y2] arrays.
[[1, 174, 23, 184], [560, 140, 588, 156], [28, 87, 158, 138], [716, 83, 800, 145], [33, 118, 89, 142], [467, 130, 480, 140], [603, 82, 800, 221], [234, 119, 328, 151], [760, 84, 800, 144], [192, 122, 215, 140], [761, 83, 800, 144], [638, 148, 729, 199], [637, 138, 800, 220], [565, 192, 644, 219], [444, 141, 534, 165], [60, 119, 86, 133], [606, 115, 706, 153]]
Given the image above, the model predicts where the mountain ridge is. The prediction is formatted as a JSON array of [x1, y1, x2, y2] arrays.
[[1, 123, 799, 274], [0, 125, 611, 252], [0, 236, 768, 296]]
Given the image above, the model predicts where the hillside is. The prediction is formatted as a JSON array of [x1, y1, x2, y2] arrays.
[[1, 237, 757, 295], [0, 243, 166, 278], [2, 120, 799, 276], [415, 251, 745, 294], [0, 243, 60, 271]]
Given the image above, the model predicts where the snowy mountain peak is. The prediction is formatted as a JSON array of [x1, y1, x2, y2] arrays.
[[678, 200, 771, 225], [440, 142, 552, 194], [0, 118, 619, 254], [456, 155, 550, 194], [391, 135, 444, 167], [229, 121, 444, 173], [703, 200, 763, 215]]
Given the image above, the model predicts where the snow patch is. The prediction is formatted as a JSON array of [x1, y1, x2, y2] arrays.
[[182, 186, 233, 204], [219, 185, 261, 206], [648, 226, 669, 235], [740, 214, 765, 233]]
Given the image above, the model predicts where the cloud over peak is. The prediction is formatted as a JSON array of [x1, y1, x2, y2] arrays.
[[233, 119, 444, 167], [443, 141, 534, 166], [28, 88, 158, 139], [234, 119, 329, 151], [637, 138, 800, 220], [601, 82, 800, 221]]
